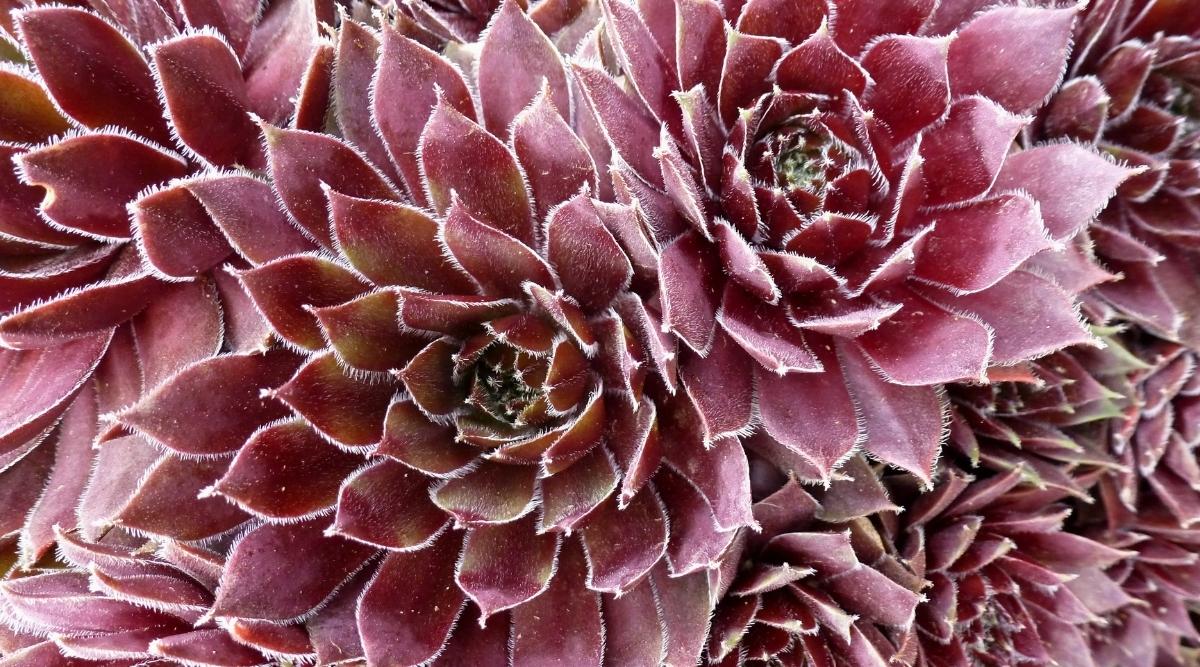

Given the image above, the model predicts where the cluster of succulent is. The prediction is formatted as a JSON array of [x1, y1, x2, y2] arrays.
[[0, 0, 1199, 664]]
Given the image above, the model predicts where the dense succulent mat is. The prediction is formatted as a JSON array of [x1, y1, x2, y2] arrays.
[[0, 0, 1198, 665]]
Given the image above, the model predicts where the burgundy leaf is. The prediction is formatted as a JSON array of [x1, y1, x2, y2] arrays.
[[275, 352, 394, 448], [837, 342, 944, 484], [419, 97, 535, 245], [186, 174, 316, 264], [861, 35, 950, 143], [457, 514, 559, 619], [16, 7, 170, 144], [580, 491, 668, 593], [237, 254, 369, 350], [217, 419, 363, 521], [546, 195, 633, 311], [212, 519, 373, 622], [441, 196, 555, 298], [119, 350, 300, 456], [263, 123, 400, 247], [372, 22, 476, 206], [15, 131, 187, 239], [332, 457, 447, 549], [150, 31, 261, 167], [328, 190, 472, 291], [359, 531, 465, 666], [948, 5, 1077, 113], [432, 461, 537, 525], [511, 539, 603, 665], [478, 0, 569, 139], [131, 183, 233, 279]]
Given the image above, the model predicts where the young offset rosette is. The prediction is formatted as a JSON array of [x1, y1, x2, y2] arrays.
[[6, 5, 762, 665], [1038, 0, 1200, 346], [0, 0, 325, 585], [573, 0, 1141, 486]]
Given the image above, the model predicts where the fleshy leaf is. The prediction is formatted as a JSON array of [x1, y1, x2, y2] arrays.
[[918, 96, 1026, 206], [332, 458, 448, 549], [856, 290, 991, 385], [119, 350, 300, 456], [263, 123, 400, 247], [212, 519, 373, 622], [372, 23, 476, 206], [419, 97, 535, 246], [311, 290, 421, 373], [130, 183, 232, 278], [16, 7, 170, 143], [837, 342, 944, 484], [16, 132, 188, 239], [186, 174, 316, 264], [217, 419, 363, 520], [580, 492, 668, 593], [992, 143, 1141, 241], [150, 31, 261, 167], [756, 344, 860, 480], [237, 254, 369, 350], [914, 193, 1052, 294], [936, 270, 1093, 364], [478, 0, 569, 139], [510, 540, 603, 665], [659, 230, 720, 355], [0, 274, 160, 349], [948, 5, 1076, 113], [513, 84, 597, 219], [546, 195, 633, 311], [274, 352, 395, 448], [861, 35, 950, 143], [457, 514, 559, 619], [359, 532, 465, 666], [432, 461, 537, 525], [442, 196, 555, 298], [328, 190, 472, 291]]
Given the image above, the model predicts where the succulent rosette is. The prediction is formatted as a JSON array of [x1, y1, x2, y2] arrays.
[[1037, 0, 1200, 346], [0, 0, 327, 594], [701, 455, 924, 666], [890, 465, 1133, 667], [2, 2, 760, 664], [946, 337, 1135, 500], [1083, 493, 1200, 667], [571, 0, 1141, 486], [704, 457, 1137, 667]]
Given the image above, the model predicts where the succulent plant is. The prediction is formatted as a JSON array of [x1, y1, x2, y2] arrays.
[[1039, 0, 1200, 346], [0, 0, 331, 580], [701, 455, 924, 666], [0, 0, 1197, 664], [573, 0, 1140, 487]]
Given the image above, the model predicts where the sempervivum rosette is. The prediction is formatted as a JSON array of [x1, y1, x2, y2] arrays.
[[701, 455, 924, 665], [946, 337, 1136, 500], [578, 0, 1141, 485], [890, 465, 1132, 667], [1038, 0, 1200, 345], [1083, 493, 1200, 667], [9, 5, 757, 665], [0, 0, 321, 600]]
